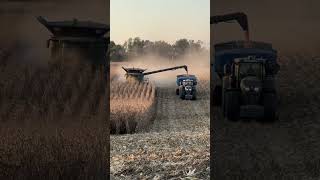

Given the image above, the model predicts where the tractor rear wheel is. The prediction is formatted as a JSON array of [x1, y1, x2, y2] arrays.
[[263, 92, 277, 121], [224, 90, 240, 121]]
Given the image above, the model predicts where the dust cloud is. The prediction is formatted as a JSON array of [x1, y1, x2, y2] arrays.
[[112, 52, 209, 87]]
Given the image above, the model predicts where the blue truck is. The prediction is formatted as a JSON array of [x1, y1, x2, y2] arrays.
[[176, 74, 197, 100], [211, 13, 280, 121]]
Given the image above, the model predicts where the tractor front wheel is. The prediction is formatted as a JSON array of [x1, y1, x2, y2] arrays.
[[176, 88, 179, 95], [191, 90, 197, 100], [263, 92, 277, 121], [224, 90, 240, 121], [179, 86, 185, 99]]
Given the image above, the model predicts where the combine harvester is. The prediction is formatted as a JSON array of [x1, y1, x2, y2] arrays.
[[37, 16, 109, 69], [122, 65, 197, 100], [122, 65, 188, 82], [211, 12, 280, 121]]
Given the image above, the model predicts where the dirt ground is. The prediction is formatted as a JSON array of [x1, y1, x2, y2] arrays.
[[212, 54, 320, 179], [110, 80, 210, 179]]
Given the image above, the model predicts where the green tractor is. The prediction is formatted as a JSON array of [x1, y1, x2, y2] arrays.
[[211, 13, 280, 121]]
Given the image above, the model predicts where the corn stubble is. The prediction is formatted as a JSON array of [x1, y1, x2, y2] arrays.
[[110, 80, 156, 134], [0, 55, 109, 179]]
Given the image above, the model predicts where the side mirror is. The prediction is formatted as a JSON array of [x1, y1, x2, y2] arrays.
[[224, 64, 231, 75]]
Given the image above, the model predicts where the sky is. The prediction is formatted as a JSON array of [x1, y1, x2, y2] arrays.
[[211, 0, 320, 54], [111, 0, 210, 48]]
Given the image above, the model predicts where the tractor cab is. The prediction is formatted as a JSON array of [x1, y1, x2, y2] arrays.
[[225, 56, 266, 88]]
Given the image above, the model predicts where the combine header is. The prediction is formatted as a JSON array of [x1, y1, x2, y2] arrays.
[[211, 12, 280, 121]]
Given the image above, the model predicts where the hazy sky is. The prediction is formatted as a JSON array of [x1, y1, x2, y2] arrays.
[[111, 0, 209, 47]]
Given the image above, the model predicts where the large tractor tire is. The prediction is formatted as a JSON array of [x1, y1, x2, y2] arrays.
[[213, 86, 222, 106], [179, 86, 185, 99], [263, 92, 277, 121], [191, 89, 197, 100], [224, 90, 240, 121], [176, 88, 179, 95]]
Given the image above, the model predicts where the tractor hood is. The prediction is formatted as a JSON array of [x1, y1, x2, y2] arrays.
[[240, 76, 262, 92]]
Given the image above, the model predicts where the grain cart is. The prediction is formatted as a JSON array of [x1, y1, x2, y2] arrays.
[[176, 74, 197, 100], [211, 12, 280, 121], [122, 65, 188, 83], [37, 16, 109, 67]]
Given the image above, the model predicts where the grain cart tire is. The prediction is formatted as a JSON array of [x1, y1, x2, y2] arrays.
[[263, 92, 277, 121], [176, 88, 179, 95], [224, 90, 240, 121], [213, 86, 222, 106], [179, 86, 185, 99]]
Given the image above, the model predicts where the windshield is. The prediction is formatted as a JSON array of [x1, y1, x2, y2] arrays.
[[238, 62, 263, 79]]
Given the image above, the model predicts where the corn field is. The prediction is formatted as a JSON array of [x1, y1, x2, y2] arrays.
[[0, 51, 109, 179], [110, 80, 156, 134]]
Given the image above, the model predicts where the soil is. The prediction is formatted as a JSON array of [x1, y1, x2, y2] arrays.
[[110, 80, 210, 179], [212, 54, 320, 179]]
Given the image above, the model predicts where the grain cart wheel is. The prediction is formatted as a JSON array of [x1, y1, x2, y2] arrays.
[[179, 86, 185, 99], [224, 90, 240, 121], [213, 86, 222, 106], [263, 92, 277, 121]]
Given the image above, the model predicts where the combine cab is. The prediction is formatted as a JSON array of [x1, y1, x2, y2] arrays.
[[211, 12, 280, 121], [37, 16, 109, 67], [176, 74, 197, 100]]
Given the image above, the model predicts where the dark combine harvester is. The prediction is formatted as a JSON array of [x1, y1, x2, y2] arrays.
[[122, 65, 188, 82], [37, 16, 109, 67]]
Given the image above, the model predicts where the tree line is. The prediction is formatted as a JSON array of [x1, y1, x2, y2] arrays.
[[110, 37, 208, 61]]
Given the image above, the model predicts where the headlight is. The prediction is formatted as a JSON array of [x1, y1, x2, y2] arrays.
[[254, 87, 260, 92], [244, 87, 250, 91]]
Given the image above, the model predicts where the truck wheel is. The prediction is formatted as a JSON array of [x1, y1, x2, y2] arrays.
[[176, 88, 179, 95], [224, 90, 240, 121], [263, 92, 277, 121], [179, 86, 185, 99], [213, 86, 222, 106]]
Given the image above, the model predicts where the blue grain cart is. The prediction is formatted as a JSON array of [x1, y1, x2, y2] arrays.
[[176, 74, 197, 100]]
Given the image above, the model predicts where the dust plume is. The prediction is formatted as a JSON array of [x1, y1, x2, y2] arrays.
[[112, 52, 209, 87]]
